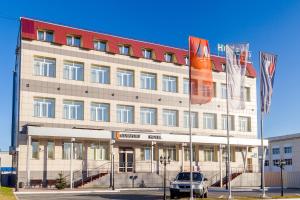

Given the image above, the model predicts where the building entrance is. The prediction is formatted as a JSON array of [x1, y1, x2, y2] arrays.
[[119, 148, 134, 172]]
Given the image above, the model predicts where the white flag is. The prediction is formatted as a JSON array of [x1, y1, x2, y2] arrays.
[[225, 43, 249, 110]]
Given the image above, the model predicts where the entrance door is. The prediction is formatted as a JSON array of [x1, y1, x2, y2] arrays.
[[247, 158, 253, 172], [119, 148, 134, 172]]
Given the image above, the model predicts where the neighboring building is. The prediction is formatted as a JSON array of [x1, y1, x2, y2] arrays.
[[0, 151, 14, 186], [10, 17, 266, 188], [265, 133, 300, 188]]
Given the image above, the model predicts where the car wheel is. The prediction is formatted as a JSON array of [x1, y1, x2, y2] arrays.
[[170, 192, 176, 199]]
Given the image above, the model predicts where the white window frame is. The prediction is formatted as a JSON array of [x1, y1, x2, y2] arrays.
[[164, 53, 173, 62], [204, 147, 214, 162], [163, 109, 178, 127], [63, 61, 84, 81], [143, 49, 152, 59], [183, 79, 189, 94], [66, 35, 81, 47], [221, 115, 234, 131], [239, 116, 251, 132], [203, 113, 216, 129], [34, 57, 56, 77], [37, 30, 53, 42], [117, 105, 134, 124], [163, 75, 177, 93], [221, 83, 227, 99], [94, 40, 107, 51], [117, 69, 134, 87], [33, 98, 55, 118], [63, 100, 84, 120], [140, 72, 156, 90], [90, 103, 109, 122], [284, 146, 292, 154], [184, 111, 198, 128], [119, 45, 130, 55], [91, 65, 110, 84], [140, 107, 157, 125]]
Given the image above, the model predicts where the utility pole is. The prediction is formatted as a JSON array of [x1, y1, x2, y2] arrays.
[[160, 156, 170, 200]]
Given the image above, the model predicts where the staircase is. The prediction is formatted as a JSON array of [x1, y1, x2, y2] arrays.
[[65, 162, 111, 188], [210, 169, 243, 187]]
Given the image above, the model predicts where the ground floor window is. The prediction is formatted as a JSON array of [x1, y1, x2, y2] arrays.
[[184, 146, 196, 161], [62, 142, 83, 160], [47, 141, 55, 159], [63, 142, 71, 160], [141, 147, 151, 161], [31, 141, 39, 159], [204, 147, 214, 162], [89, 143, 109, 160], [163, 146, 177, 161]]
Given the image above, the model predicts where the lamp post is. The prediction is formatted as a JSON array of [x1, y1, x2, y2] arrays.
[[160, 155, 171, 200], [110, 139, 115, 190], [278, 159, 286, 197], [70, 137, 75, 189]]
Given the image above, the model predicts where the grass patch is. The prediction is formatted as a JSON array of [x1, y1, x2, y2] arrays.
[[0, 187, 16, 200]]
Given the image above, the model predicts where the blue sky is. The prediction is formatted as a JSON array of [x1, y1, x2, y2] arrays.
[[0, 0, 300, 150]]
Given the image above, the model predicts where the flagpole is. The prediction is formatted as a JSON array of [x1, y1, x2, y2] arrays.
[[225, 48, 232, 199], [260, 51, 266, 198], [188, 36, 194, 200]]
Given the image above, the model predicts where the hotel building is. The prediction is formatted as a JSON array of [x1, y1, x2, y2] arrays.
[[10, 17, 267, 188]]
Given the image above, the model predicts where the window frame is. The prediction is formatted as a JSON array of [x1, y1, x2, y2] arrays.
[[163, 109, 178, 127], [66, 35, 81, 47], [63, 100, 84, 120], [117, 105, 134, 124], [37, 30, 54, 42], [63, 61, 84, 81], [90, 65, 110, 84], [33, 56, 56, 77], [33, 97, 55, 118], [140, 107, 157, 125], [140, 72, 156, 90], [163, 75, 177, 93], [94, 40, 107, 52], [203, 113, 216, 129], [90, 102, 110, 122]]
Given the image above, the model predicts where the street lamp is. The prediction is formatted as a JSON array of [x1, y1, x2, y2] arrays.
[[110, 139, 115, 190], [160, 155, 171, 200], [277, 159, 286, 197]]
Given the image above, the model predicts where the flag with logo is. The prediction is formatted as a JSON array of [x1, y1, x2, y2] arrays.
[[225, 43, 249, 109], [189, 36, 213, 104], [260, 52, 277, 113]]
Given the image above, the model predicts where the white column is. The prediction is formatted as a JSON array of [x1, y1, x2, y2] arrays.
[[26, 135, 31, 187], [70, 138, 75, 189], [219, 144, 223, 187]]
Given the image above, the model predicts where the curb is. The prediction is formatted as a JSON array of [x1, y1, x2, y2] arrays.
[[14, 189, 120, 195]]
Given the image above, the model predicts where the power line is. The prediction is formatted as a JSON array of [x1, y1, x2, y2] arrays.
[[0, 14, 19, 22]]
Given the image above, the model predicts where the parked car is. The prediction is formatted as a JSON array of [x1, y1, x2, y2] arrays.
[[169, 172, 208, 199]]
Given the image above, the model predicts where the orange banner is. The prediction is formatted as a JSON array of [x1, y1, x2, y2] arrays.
[[189, 36, 213, 104]]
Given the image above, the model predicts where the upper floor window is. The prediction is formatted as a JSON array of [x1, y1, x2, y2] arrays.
[[119, 45, 130, 55], [94, 40, 107, 51], [222, 64, 226, 71], [63, 100, 84, 120], [37, 30, 53, 42], [117, 105, 134, 124], [285, 159, 292, 166], [164, 53, 173, 62], [34, 57, 56, 77], [142, 49, 152, 59], [272, 147, 280, 155], [273, 159, 280, 166], [264, 160, 269, 166], [221, 83, 227, 99], [221, 115, 234, 131], [90, 103, 109, 122], [183, 79, 189, 94], [243, 87, 251, 101], [91, 65, 110, 84], [284, 146, 292, 154], [66, 35, 81, 47], [33, 98, 55, 118], [203, 113, 217, 129], [140, 72, 156, 90], [63, 61, 84, 81], [185, 56, 189, 65], [184, 111, 198, 128], [140, 107, 157, 125], [239, 116, 251, 132], [163, 75, 177, 93], [163, 109, 178, 127], [117, 69, 134, 87]]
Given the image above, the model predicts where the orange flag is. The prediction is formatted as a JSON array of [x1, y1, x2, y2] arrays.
[[189, 36, 213, 104]]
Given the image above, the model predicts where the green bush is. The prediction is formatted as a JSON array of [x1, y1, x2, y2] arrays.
[[55, 172, 67, 190]]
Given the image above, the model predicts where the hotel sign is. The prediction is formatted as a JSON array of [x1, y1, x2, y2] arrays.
[[114, 132, 162, 141]]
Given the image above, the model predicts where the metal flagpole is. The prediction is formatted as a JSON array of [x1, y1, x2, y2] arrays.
[[188, 37, 194, 200], [225, 51, 232, 199], [260, 52, 266, 198]]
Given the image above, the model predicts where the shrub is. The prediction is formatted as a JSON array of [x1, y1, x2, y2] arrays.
[[55, 172, 67, 190]]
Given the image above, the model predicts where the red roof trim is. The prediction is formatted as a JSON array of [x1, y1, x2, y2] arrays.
[[20, 17, 256, 78]]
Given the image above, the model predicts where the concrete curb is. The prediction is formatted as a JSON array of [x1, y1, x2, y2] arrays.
[[14, 189, 120, 195]]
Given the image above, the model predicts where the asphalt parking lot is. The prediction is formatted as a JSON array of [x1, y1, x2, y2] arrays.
[[16, 188, 300, 200]]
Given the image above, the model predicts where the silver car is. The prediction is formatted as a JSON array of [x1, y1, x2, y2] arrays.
[[169, 172, 208, 199]]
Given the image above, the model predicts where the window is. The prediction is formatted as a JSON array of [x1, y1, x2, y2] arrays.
[[119, 45, 130, 55], [66, 35, 81, 47], [141, 147, 151, 161], [266, 148, 269, 156], [244, 87, 251, 101], [140, 72, 156, 90], [90, 103, 109, 122], [273, 159, 280, 166], [203, 113, 216, 129], [74, 143, 83, 160], [183, 79, 189, 94], [163, 109, 178, 127], [91, 65, 110, 84], [63, 61, 84, 81], [63, 100, 84, 120], [272, 148, 280, 155], [239, 116, 251, 132], [143, 49, 152, 59], [264, 160, 269, 166], [89, 143, 108, 160], [221, 83, 227, 99], [33, 98, 55, 118], [37, 30, 53, 42], [32, 141, 39, 159], [184, 111, 198, 128], [285, 159, 292, 166], [222, 148, 235, 162], [47, 141, 55, 159], [63, 142, 71, 160], [94, 40, 107, 51], [117, 69, 134, 87], [163, 146, 177, 161], [221, 115, 234, 131], [164, 53, 173, 62], [284, 146, 292, 154], [185, 56, 189, 65], [184, 146, 196, 161], [222, 64, 226, 71], [117, 105, 134, 124], [204, 147, 214, 162], [34, 57, 56, 77], [140, 107, 157, 125], [163, 75, 177, 93]]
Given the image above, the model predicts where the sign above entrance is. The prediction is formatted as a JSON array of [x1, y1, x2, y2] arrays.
[[114, 132, 162, 141]]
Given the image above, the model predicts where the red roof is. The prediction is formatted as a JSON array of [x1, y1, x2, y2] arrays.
[[20, 17, 256, 78]]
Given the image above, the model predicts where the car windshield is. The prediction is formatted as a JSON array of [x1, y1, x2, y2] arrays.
[[176, 172, 203, 181]]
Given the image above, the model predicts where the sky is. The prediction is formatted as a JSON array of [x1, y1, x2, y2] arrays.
[[0, 0, 300, 150]]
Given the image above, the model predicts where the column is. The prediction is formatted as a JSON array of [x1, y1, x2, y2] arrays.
[[70, 138, 75, 189], [244, 146, 248, 173], [181, 143, 186, 172], [219, 144, 223, 187], [151, 141, 155, 173], [26, 135, 31, 187]]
